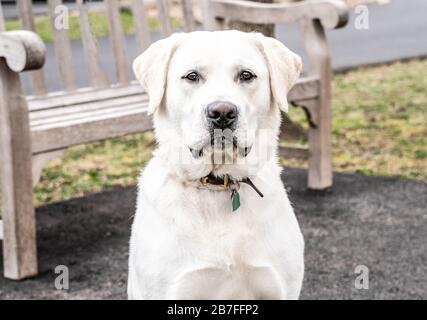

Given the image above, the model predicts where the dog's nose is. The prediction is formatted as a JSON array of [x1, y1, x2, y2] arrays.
[[206, 101, 238, 129]]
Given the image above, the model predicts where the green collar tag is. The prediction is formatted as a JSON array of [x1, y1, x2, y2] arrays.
[[231, 191, 241, 212]]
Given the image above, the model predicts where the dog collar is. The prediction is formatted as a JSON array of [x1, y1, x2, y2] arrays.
[[198, 173, 264, 212]]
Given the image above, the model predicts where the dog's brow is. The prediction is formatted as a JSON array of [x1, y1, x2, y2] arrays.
[[232, 58, 260, 71], [181, 64, 206, 75]]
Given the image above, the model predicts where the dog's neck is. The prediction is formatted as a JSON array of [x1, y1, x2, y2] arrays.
[[198, 172, 263, 196], [197, 172, 264, 212]]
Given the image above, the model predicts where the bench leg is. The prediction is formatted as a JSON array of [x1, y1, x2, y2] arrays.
[[0, 61, 38, 280], [301, 19, 333, 190], [307, 97, 332, 190]]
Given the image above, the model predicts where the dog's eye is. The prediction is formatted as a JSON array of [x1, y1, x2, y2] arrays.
[[183, 71, 200, 82], [239, 70, 256, 82]]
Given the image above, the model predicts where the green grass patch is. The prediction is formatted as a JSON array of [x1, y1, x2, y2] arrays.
[[33, 59, 427, 205], [34, 133, 155, 204]]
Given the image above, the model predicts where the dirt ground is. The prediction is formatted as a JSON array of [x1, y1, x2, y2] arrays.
[[1, 167, 426, 299]]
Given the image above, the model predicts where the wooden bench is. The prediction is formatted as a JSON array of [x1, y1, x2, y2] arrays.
[[0, 0, 348, 279]]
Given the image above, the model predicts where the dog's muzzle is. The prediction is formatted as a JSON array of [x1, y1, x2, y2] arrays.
[[206, 101, 238, 130], [188, 102, 252, 159]]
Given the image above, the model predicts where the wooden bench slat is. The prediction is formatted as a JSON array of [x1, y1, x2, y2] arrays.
[[0, 3, 5, 32], [27, 83, 145, 111], [157, 0, 173, 36], [31, 103, 148, 130], [29, 94, 148, 121], [17, 0, 36, 30], [207, 0, 348, 29], [77, 0, 110, 87], [48, 0, 76, 91], [32, 101, 147, 127], [29, 93, 148, 120], [131, 0, 151, 52], [106, 0, 131, 83], [17, 0, 48, 95], [181, 0, 196, 32], [31, 110, 153, 154]]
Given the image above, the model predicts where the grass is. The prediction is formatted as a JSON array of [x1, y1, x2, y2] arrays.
[[31, 59, 427, 205], [34, 133, 155, 204], [285, 59, 427, 181], [5, 10, 183, 42]]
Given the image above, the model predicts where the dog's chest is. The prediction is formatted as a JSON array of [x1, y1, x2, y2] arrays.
[[175, 187, 268, 255], [130, 162, 304, 299], [168, 193, 287, 299], [174, 226, 285, 299]]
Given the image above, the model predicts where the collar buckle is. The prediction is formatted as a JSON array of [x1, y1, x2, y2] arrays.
[[223, 174, 229, 189]]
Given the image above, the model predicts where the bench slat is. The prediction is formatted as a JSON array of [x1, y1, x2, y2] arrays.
[[31, 109, 152, 154], [182, 0, 196, 32], [29, 94, 148, 122], [131, 0, 151, 52], [106, 0, 131, 83], [48, 0, 76, 91], [17, 0, 48, 95], [31, 103, 148, 130], [77, 0, 110, 87], [27, 83, 144, 111], [0, 3, 5, 32], [157, 0, 173, 36], [207, 0, 348, 29]]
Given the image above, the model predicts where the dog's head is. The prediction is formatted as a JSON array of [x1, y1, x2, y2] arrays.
[[134, 30, 301, 180]]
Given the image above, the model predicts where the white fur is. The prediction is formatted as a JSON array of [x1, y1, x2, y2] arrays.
[[128, 30, 304, 300]]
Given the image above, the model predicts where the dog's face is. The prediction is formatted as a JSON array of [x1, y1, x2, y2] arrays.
[[134, 31, 301, 180]]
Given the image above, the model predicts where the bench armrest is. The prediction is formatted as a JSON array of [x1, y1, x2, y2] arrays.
[[0, 31, 46, 73], [208, 0, 349, 29]]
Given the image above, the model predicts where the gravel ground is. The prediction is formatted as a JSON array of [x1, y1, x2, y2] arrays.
[[0, 168, 426, 300]]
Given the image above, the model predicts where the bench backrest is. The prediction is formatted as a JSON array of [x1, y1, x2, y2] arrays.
[[0, 0, 348, 98], [0, 0, 196, 96]]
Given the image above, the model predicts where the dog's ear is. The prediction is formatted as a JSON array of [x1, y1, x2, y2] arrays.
[[257, 34, 302, 113], [133, 33, 185, 115]]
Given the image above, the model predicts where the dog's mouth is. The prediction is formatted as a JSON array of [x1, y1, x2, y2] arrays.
[[189, 147, 204, 158], [188, 136, 252, 159]]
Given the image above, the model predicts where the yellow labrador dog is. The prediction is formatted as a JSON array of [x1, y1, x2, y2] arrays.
[[128, 30, 304, 300]]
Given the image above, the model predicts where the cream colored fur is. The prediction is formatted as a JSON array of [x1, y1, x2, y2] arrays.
[[128, 30, 304, 300]]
